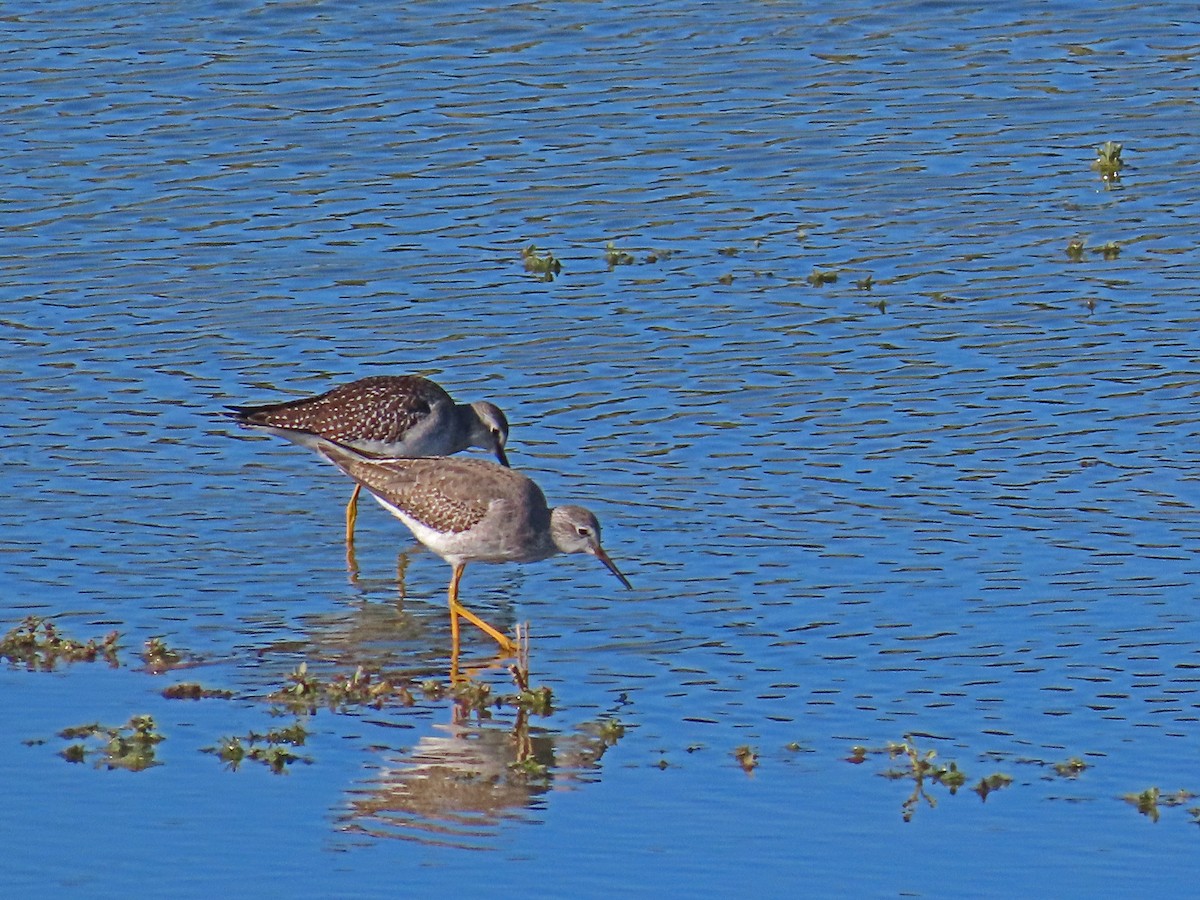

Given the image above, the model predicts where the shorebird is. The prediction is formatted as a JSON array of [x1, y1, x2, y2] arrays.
[[227, 375, 510, 542], [317, 442, 631, 655]]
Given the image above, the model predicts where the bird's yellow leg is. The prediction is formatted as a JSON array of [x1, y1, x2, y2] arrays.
[[449, 567, 462, 648], [448, 564, 517, 656], [344, 483, 362, 545]]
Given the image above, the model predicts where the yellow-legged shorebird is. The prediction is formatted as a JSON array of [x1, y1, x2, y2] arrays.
[[226, 375, 510, 542], [318, 442, 631, 655]]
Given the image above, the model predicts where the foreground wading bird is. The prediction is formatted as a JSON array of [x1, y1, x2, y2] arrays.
[[226, 375, 510, 542], [317, 442, 632, 655]]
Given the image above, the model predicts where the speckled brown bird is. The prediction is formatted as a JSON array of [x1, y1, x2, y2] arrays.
[[226, 375, 510, 542], [317, 442, 631, 655]]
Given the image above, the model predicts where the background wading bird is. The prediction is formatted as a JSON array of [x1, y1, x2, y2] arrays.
[[227, 375, 510, 543]]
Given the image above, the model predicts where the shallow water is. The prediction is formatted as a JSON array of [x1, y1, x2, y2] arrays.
[[3, 1, 1200, 896]]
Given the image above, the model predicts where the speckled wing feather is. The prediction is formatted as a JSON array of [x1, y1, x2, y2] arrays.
[[318, 447, 535, 534], [229, 375, 451, 444]]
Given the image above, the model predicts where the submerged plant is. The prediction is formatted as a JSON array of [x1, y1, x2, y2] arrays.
[[1066, 238, 1086, 261]]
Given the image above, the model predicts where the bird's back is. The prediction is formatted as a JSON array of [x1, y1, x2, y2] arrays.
[[228, 375, 461, 454], [319, 448, 555, 563]]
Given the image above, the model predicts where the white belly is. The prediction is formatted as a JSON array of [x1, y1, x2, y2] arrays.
[[370, 494, 519, 565]]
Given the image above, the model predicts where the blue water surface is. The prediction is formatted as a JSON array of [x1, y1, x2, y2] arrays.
[[3, 1, 1200, 896]]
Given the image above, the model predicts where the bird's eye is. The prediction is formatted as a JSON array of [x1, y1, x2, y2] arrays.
[[576, 526, 590, 537]]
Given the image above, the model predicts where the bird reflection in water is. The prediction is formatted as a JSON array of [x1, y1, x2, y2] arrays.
[[338, 655, 625, 848]]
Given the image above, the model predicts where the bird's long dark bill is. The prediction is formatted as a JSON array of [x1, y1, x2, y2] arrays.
[[494, 443, 510, 467], [595, 547, 632, 590]]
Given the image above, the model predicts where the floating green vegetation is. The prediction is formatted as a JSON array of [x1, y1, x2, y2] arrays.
[[509, 684, 553, 715], [502, 652, 554, 715], [717, 246, 740, 257], [273, 661, 321, 708], [807, 267, 837, 287], [421, 653, 556, 718], [1122, 787, 1198, 824], [717, 273, 734, 285], [521, 244, 562, 281], [1065, 238, 1119, 261], [854, 274, 874, 290], [58, 715, 164, 771], [142, 637, 184, 672], [644, 249, 674, 264], [161, 682, 235, 701], [1090, 140, 1124, 186], [204, 722, 311, 775], [852, 735, 987, 822], [267, 653, 553, 723], [1053, 757, 1089, 778], [593, 718, 626, 746], [501, 657, 552, 715], [604, 241, 636, 267], [269, 662, 415, 714], [508, 756, 550, 779], [451, 678, 493, 716], [973, 772, 1013, 801], [733, 745, 759, 774], [0, 616, 120, 670], [327, 665, 414, 709]]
